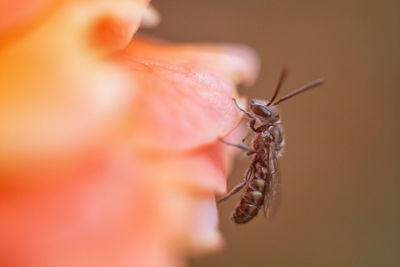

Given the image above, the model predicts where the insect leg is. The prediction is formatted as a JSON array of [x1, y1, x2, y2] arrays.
[[232, 98, 260, 132], [218, 164, 254, 203], [218, 138, 255, 153], [233, 98, 257, 120], [242, 132, 251, 143], [248, 118, 260, 132]]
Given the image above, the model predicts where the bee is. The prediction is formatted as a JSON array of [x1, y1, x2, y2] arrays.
[[219, 69, 324, 224]]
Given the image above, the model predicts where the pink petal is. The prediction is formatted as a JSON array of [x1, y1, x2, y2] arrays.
[[113, 37, 259, 151]]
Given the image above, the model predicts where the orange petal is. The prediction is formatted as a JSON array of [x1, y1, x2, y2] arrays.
[[0, 146, 227, 267], [1, 0, 151, 52], [0, 149, 173, 267], [88, 0, 153, 52], [0, 1, 154, 169], [114, 37, 259, 151], [0, 0, 54, 42]]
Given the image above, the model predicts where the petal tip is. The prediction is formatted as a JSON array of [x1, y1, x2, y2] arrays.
[[218, 43, 261, 87], [141, 4, 161, 28]]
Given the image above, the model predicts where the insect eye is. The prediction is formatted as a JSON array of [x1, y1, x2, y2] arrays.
[[251, 105, 272, 117]]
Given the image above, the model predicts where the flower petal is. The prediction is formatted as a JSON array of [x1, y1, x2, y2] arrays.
[[114, 37, 259, 151], [0, 1, 151, 51], [89, 0, 152, 52], [0, 146, 228, 267], [0, 0, 155, 169], [188, 197, 224, 254], [0, 0, 53, 41], [140, 4, 161, 28]]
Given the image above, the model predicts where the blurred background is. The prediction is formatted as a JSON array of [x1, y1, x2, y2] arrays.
[[144, 0, 399, 266]]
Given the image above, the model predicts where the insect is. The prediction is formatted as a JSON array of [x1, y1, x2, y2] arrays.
[[219, 69, 324, 224]]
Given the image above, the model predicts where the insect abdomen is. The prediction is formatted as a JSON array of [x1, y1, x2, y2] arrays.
[[232, 177, 267, 224]]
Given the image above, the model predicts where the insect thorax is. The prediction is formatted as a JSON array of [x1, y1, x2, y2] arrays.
[[252, 123, 284, 155]]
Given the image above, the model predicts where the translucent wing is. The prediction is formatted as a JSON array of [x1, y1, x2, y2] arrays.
[[263, 144, 282, 221]]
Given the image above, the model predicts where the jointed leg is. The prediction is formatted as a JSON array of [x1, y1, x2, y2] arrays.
[[218, 165, 254, 203], [233, 98, 257, 120], [242, 132, 251, 143], [218, 138, 255, 153], [232, 98, 261, 133], [249, 119, 258, 132]]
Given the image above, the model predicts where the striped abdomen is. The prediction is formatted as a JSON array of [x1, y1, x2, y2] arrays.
[[232, 169, 269, 224]]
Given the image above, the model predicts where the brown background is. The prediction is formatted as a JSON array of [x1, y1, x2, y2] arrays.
[[145, 0, 400, 266]]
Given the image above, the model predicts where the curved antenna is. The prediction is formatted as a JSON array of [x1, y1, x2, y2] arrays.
[[267, 68, 287, 106], [273, 78, 325, 105]]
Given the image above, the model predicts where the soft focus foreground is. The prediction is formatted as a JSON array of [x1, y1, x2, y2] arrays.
[[0, 1, 259, 267]]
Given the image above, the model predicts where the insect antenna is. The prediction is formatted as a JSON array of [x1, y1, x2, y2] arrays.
[[273, 78, 325, 105], [267, 68, 287, 106]]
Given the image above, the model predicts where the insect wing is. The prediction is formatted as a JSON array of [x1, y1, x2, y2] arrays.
[[263, 147, 282, 221]]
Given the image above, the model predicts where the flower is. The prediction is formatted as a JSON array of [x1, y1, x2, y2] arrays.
[[0, 1, 259, 267]]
